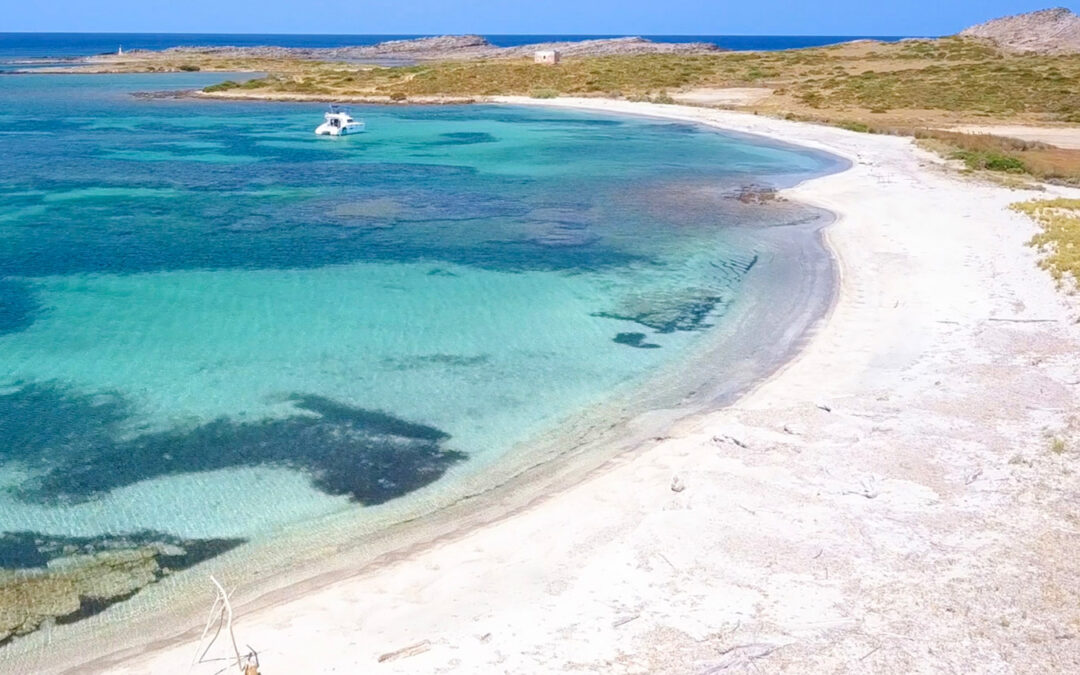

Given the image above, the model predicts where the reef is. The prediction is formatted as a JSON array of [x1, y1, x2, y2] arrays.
[[594, 290, 729, 333], [1, 384, 467, 506], [0, 531, 244, 645], [612, 332, 661, 349]]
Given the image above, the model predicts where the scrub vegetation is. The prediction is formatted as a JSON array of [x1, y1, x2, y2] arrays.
[[911, 131, 1080, 184], [193, 38, 1080, 122], [1012, 199, 1080, 286]]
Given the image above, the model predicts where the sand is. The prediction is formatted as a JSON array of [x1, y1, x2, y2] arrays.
[[62, 99, 1080, 673], [670, 87, 773, 106]]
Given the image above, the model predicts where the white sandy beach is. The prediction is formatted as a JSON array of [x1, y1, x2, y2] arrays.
[[73, 98, 1080, 674]]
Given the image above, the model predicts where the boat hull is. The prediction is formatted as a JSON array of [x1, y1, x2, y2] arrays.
[[315, 122, 366, 136]]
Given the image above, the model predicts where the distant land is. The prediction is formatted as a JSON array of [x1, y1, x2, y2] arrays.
[[106, 35, 725, 62], [0, 33, 912, 63]]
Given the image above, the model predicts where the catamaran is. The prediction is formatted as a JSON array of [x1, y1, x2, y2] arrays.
[[315, 106, 366, 136]]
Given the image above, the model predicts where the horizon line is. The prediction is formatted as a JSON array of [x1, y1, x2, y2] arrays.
[[0, 31, 925, 38]]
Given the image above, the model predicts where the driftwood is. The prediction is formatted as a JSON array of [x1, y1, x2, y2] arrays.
[[189, 576, 260, 675], [612, 614, 640, 628], [699, 643, 780, 672], [378, 640, 431, 663]]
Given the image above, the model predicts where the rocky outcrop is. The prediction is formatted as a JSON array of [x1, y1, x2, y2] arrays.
[[959, 7, 1080, 53]]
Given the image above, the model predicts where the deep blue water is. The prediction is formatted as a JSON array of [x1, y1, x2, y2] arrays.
[[0, 32, 916, 62]]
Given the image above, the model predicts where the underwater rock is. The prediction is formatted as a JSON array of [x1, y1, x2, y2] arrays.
[[384, 353, 490, 369], [527, 226, 599, 248], [612, 332, 661, 349], [1, 384, 467, 506], [430, 132, 497, 145], [522, 219, 599, 248], [594, 290, 729, 333], [329, 197, 403, 224], [0, 531, 244, 645], [730, 183, 780, 204]]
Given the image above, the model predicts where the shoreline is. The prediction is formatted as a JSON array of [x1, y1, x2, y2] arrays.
[[20, 98, 1080, 673], [1, 101, 843, 672]]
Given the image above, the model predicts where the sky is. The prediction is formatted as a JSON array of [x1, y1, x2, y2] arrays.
[[4, 0, 1077, 36]]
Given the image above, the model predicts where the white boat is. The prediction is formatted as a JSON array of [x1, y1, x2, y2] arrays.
[[315, 106, 365, 136]]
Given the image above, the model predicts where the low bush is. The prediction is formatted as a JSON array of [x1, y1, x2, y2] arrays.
[[1012, 199, 1080, 285], [203, 80, 240, 92], [837, 120, 871, 133]]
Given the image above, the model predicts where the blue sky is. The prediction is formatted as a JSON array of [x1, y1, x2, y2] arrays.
[[5, 1, 1077, 35]]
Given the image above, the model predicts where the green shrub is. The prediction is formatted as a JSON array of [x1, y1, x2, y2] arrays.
[[203, 80, 240, 92], [530, 88, 559, 99], [389, 91, 407, 101], [178, 64, 201, 72], [952, 149, 1026, 173], [983, 153, 1027, 172], [837, 120, 871, 133]]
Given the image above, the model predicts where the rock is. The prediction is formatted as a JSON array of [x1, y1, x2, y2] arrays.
[[671, 476, 686, 493], [0, 548, 161, 643], [713, 434, 749, 449], [0, 531, 244, 646], [959, 7, 1080, 53], [731, 184, 779, 204]]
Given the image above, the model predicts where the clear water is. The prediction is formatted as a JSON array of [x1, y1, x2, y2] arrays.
[[0, 72, 839, 633]]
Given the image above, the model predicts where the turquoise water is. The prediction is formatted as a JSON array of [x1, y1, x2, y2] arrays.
[[0, 74, 837, 589]]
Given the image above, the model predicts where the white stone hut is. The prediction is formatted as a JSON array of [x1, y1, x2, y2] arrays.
[[534, 50, 561, 65]]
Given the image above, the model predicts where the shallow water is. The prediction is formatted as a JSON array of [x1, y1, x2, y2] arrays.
[[0, 72, 840, 649]]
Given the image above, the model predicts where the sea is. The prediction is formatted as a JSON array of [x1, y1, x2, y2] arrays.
[[0, 34, 847, 666]]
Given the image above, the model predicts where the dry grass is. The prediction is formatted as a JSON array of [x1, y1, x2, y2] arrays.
[[913, 131, 1070, 180], [820, 126, 1080, 185], [1011, 199, 1080, 285]]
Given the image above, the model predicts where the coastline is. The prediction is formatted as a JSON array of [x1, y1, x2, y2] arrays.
[[0, 101, 842, 671], [23, 98, 1080, 673]]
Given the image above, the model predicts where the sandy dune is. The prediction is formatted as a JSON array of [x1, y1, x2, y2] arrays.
[[71, 99, 1080, 674]]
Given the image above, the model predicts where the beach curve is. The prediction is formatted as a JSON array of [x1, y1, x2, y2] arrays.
[[33, 98, 1080, 673]]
